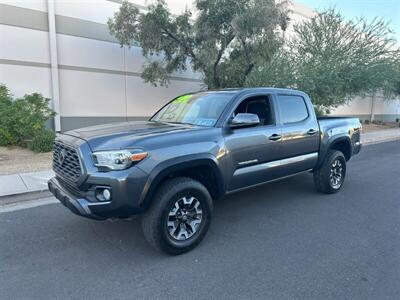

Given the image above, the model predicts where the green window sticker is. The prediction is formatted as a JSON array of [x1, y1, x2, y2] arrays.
[[173, 94, 192, 104]]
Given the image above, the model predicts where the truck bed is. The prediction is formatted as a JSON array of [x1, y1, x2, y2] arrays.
[[317, 116, 361, 131], [317, 116, 362, 161]]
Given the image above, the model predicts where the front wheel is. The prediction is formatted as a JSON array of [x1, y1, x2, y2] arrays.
[[313, 150, 346, 194], [141, 177, 213, 255]]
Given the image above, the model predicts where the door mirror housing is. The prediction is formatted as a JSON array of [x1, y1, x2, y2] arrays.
[[230, 113, 260, 128]]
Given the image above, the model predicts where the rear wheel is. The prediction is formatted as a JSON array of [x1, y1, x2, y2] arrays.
[[141, 177, 213, 255], [313, 150, 346, 194]]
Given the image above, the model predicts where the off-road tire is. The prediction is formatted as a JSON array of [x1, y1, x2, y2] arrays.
[[314, 150, 346, 194], [141, 177, 213, 255]]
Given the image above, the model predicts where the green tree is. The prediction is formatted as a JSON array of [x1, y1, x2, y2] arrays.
[[0, 84, 12, 102], [247, 9, 400, 112], [108, 0, 289, 88], [0, 84, 55, 147]]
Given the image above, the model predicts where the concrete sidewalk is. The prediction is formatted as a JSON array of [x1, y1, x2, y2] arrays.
[[361, 128, 400, 145], [0, 128, 399, 198], [0, 170, 54, 197]]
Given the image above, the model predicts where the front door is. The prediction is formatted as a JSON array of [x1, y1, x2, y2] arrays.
[[224, 94, 282, 191]]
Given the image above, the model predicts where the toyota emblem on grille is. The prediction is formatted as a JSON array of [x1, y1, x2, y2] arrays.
[[58, 149, 67, 166]]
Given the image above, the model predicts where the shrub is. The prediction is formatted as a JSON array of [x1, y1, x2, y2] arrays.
[[0, 84, 55, 147], [364, 120, 370, 124], [28, 129, 55, 153]]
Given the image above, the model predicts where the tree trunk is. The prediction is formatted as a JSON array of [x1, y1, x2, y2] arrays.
[[370, 93, 376, 122]]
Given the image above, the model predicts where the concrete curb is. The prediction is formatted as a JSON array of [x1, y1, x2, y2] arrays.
[[362, 136, 400, 146], [361, 128, 400, 145], [0, 190, 52, 207], [0, 197, 58, 213]]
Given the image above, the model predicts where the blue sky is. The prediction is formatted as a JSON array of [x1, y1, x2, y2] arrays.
[[296, 0, 400, 42]]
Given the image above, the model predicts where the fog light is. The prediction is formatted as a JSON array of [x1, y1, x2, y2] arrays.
[[95, 187, 111, 202], [102, 189, 111, 201]]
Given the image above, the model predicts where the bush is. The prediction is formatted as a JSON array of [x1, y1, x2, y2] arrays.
[[0, 84, 55, 147], [28, 129, 55, 153]]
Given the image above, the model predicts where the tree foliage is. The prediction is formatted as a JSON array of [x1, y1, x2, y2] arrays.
[[0, 84, 55, 148], [247, 9, 400, 111], [108, 0, 289, 88]]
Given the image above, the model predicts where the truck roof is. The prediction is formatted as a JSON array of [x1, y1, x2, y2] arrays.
[[195, 87, 308, 97]]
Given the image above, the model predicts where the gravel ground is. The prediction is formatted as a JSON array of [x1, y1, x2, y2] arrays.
[[362, 123, 399, 133], [0, 146, 52, 175]]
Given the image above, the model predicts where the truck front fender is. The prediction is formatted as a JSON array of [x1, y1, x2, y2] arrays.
[[138, 153, 225, 209]]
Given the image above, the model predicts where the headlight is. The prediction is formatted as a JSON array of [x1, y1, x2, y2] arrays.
[[92, 150, 148, 171]]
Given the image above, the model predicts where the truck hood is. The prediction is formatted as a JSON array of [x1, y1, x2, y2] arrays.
[[64, 121, 200, 151]]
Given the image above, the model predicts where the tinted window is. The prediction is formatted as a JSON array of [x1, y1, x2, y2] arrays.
[[234, 96, 274, 126], [151, 92, 233, 127], [277, 95, 309, 124]]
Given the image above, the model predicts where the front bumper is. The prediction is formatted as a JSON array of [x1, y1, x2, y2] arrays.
[[48, 164, 149, 220], [48, 177, 107, 220], [49, 135, 151, 219]]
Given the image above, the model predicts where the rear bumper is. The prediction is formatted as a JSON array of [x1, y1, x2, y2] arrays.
[[48, 177, 107, 220]]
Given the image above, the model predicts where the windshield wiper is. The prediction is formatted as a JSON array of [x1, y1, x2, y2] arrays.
[[164, 121, 194, 126]]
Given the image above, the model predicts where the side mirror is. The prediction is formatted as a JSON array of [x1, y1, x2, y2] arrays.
[[230, 113, 260, 128]]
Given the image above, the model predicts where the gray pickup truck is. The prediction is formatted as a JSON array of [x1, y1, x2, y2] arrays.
[[48, 88, 361, 254]]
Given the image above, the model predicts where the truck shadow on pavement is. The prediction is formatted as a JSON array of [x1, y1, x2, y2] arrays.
[[4, 144, 398, 298], [58, 172, 322, 257], [3, 164, 374, 299]]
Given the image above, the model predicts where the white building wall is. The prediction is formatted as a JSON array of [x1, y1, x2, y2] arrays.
[[0, 0, 203, 131], [286, 2, 315, 38], [0, 0, 399, 132], [332, 95, 400, 121], [1, 0, 47, 11]]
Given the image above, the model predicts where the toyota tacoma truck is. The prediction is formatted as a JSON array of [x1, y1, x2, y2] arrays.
[[48, 88, 361, 254]]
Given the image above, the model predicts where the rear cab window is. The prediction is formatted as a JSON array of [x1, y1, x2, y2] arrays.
[[277, 95, 309, 124]]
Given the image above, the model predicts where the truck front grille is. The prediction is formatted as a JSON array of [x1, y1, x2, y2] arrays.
[[53, 141, 82, 183]]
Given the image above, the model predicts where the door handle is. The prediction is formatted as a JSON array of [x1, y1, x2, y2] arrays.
[[269, 134, 282, 141], [307, 129, 318, 135]]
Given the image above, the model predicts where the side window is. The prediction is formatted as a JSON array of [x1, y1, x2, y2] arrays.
[[277, 95, 309, 124], [234, 95, 274, 126]]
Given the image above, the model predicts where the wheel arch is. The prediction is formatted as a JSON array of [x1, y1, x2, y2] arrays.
[[329, 138, 352, 161], [317, 136, 352, 168], [139, 155, 225, 209]]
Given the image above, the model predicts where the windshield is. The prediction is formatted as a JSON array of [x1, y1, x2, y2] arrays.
[[150, 92, 233, 127]]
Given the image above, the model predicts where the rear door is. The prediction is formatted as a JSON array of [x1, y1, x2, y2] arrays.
[[275, 94, 320, 176]]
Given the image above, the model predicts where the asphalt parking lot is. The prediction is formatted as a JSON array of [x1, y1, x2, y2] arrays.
[[1, 140, 399, 299]]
